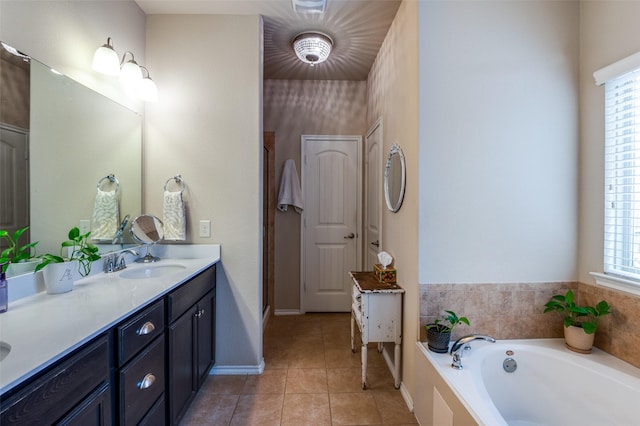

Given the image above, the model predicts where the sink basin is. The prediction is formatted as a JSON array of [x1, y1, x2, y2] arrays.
[[0, 341, 11, 362], [119, 264, 187, 280]]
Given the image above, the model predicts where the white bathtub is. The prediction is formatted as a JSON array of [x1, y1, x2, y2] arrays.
[[418, 338, 640, 426]]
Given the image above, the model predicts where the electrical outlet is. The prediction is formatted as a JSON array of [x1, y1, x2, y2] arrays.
[[79, 219, 90, 235], [199, 220, 211, 238]]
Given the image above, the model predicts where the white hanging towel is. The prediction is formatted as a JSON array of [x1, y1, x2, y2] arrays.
[[91, 189, 119, 240], [163, 190, 186, 240], [278, 159, 304, 213]]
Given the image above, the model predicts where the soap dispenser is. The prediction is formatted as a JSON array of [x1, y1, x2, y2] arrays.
[[0, 264, 7, 313]]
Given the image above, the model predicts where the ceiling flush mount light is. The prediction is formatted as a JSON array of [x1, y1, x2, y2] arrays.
[[292, 32, 333, 66], [91, 37, 158, 102], [92, 37, 120, 76]]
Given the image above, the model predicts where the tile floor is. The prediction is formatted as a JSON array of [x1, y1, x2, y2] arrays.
[[180, 313, 418, 425]]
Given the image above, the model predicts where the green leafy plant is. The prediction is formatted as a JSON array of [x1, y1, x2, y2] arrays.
[[425, 310, 470, 334], [543, 289, 611, 334], [35, 227, 101, 277], [0, 226, 39, 273]]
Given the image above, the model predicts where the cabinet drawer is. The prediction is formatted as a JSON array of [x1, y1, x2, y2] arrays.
[[168, 266, 215, 323], [119, 335, 165, 425], [117, 299, 165, 366]]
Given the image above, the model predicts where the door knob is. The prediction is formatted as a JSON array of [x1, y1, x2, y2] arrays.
[[344, 233, 355, 239], [370, 240, 379, 247]]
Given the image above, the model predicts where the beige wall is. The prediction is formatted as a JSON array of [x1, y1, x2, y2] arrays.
[[263, 79, 367, 311], [418, 0, 579, 284], [366, 0, 420, 401], [145, 15, 264, 368]]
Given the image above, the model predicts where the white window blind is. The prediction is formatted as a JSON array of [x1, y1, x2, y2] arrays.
[[603, 67, 640, 280]]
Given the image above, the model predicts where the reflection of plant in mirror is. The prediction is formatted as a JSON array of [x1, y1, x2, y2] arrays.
[[0, 226, 39, 273], [35, 227, 101, 277]]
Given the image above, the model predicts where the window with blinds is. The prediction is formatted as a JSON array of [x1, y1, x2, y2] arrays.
[[604, 68, 640, 280]]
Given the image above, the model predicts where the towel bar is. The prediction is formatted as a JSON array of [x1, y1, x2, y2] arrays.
[[164, 174, 186, 193], [97, 174, 119, 192]]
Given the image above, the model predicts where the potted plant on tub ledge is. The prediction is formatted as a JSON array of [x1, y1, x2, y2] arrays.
[[35, 227, 101, 294], [544, 289, 611, 354], [425, 310, 470, 353]]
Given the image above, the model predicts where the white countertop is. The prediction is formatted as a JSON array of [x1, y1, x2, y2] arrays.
[[0, 244, 220, 394]]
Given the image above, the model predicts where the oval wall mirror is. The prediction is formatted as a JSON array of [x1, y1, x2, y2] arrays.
[[384, 143, 406, 213], [130, 214, 164, 262]]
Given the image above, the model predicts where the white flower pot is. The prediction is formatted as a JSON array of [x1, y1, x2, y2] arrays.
[[43, 261, 79, 294], [6, 259, 42, 277], [564, 325, 595, 354]]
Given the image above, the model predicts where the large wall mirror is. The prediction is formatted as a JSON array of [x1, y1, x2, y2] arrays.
[[0, 42, 142, 259], [384, 143, 406, 213]]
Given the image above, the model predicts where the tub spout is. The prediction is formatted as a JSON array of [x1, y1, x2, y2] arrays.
[[450, 334, 496, 370]]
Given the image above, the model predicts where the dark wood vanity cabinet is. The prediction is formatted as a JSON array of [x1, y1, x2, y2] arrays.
[[0, 264, 216, 426], [0, 335, 112, 426], [167, 266, 216, 425]]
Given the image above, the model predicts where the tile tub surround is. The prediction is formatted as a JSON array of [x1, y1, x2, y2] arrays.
[[420, 281, 640, 369]]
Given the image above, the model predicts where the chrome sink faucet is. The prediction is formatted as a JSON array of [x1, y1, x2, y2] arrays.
[[450, 334, 496, 370], [104, 249, 139, 273]]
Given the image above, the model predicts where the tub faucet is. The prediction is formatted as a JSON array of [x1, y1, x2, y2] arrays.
[[450, 334, 496, 370]]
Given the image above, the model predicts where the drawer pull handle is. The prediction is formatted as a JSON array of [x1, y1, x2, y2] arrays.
[[137, 321, 155, 336], [138, 373, 156, 390]]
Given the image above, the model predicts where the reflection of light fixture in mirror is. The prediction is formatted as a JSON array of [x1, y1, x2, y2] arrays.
[[137, 66, 158, 102], [92, 37, 120, 76], [292, 32, 333, 66], [1, 41, 30, 62]]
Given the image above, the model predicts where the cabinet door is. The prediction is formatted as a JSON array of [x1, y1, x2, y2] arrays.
[[57, 382, 111, 426], [168, 307, 196, 425], [196, 291, 215, 389]]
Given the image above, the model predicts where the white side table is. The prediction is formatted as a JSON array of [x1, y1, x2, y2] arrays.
[[349, 271, 404, 389]]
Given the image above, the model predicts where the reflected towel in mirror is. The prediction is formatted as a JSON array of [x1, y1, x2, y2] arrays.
[[163, 190, 186, 240], [91, 189, 119, 240]]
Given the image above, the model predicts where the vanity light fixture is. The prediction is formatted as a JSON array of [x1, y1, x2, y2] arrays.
[[137, 66, 158, 103], [292, 31, 333, 66], [119, 51, 143, 87], [92, 37, 120, 76], [92, 37, 157, 102]]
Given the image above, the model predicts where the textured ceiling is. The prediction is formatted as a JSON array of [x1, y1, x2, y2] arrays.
[[134, 0, 401, 80]]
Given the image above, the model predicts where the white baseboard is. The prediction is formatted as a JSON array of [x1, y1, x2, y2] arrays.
[[399, 382, 414, 413], [274, 309, 302, 316], [209, 359, 265, 375]]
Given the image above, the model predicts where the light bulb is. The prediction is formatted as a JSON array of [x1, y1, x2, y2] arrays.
[[92, 38, 120, 76]]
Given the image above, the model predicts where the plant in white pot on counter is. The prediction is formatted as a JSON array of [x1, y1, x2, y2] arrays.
[[543, 289, 611, 353], [35, 227, 101, 294], [425, 310, 470, 353], [0, 226, 40, 276]]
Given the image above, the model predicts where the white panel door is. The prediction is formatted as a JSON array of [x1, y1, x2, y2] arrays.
[[364, 119, 382, 270], [302, 135, 361, 312], [0, 124, 29, 250]]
